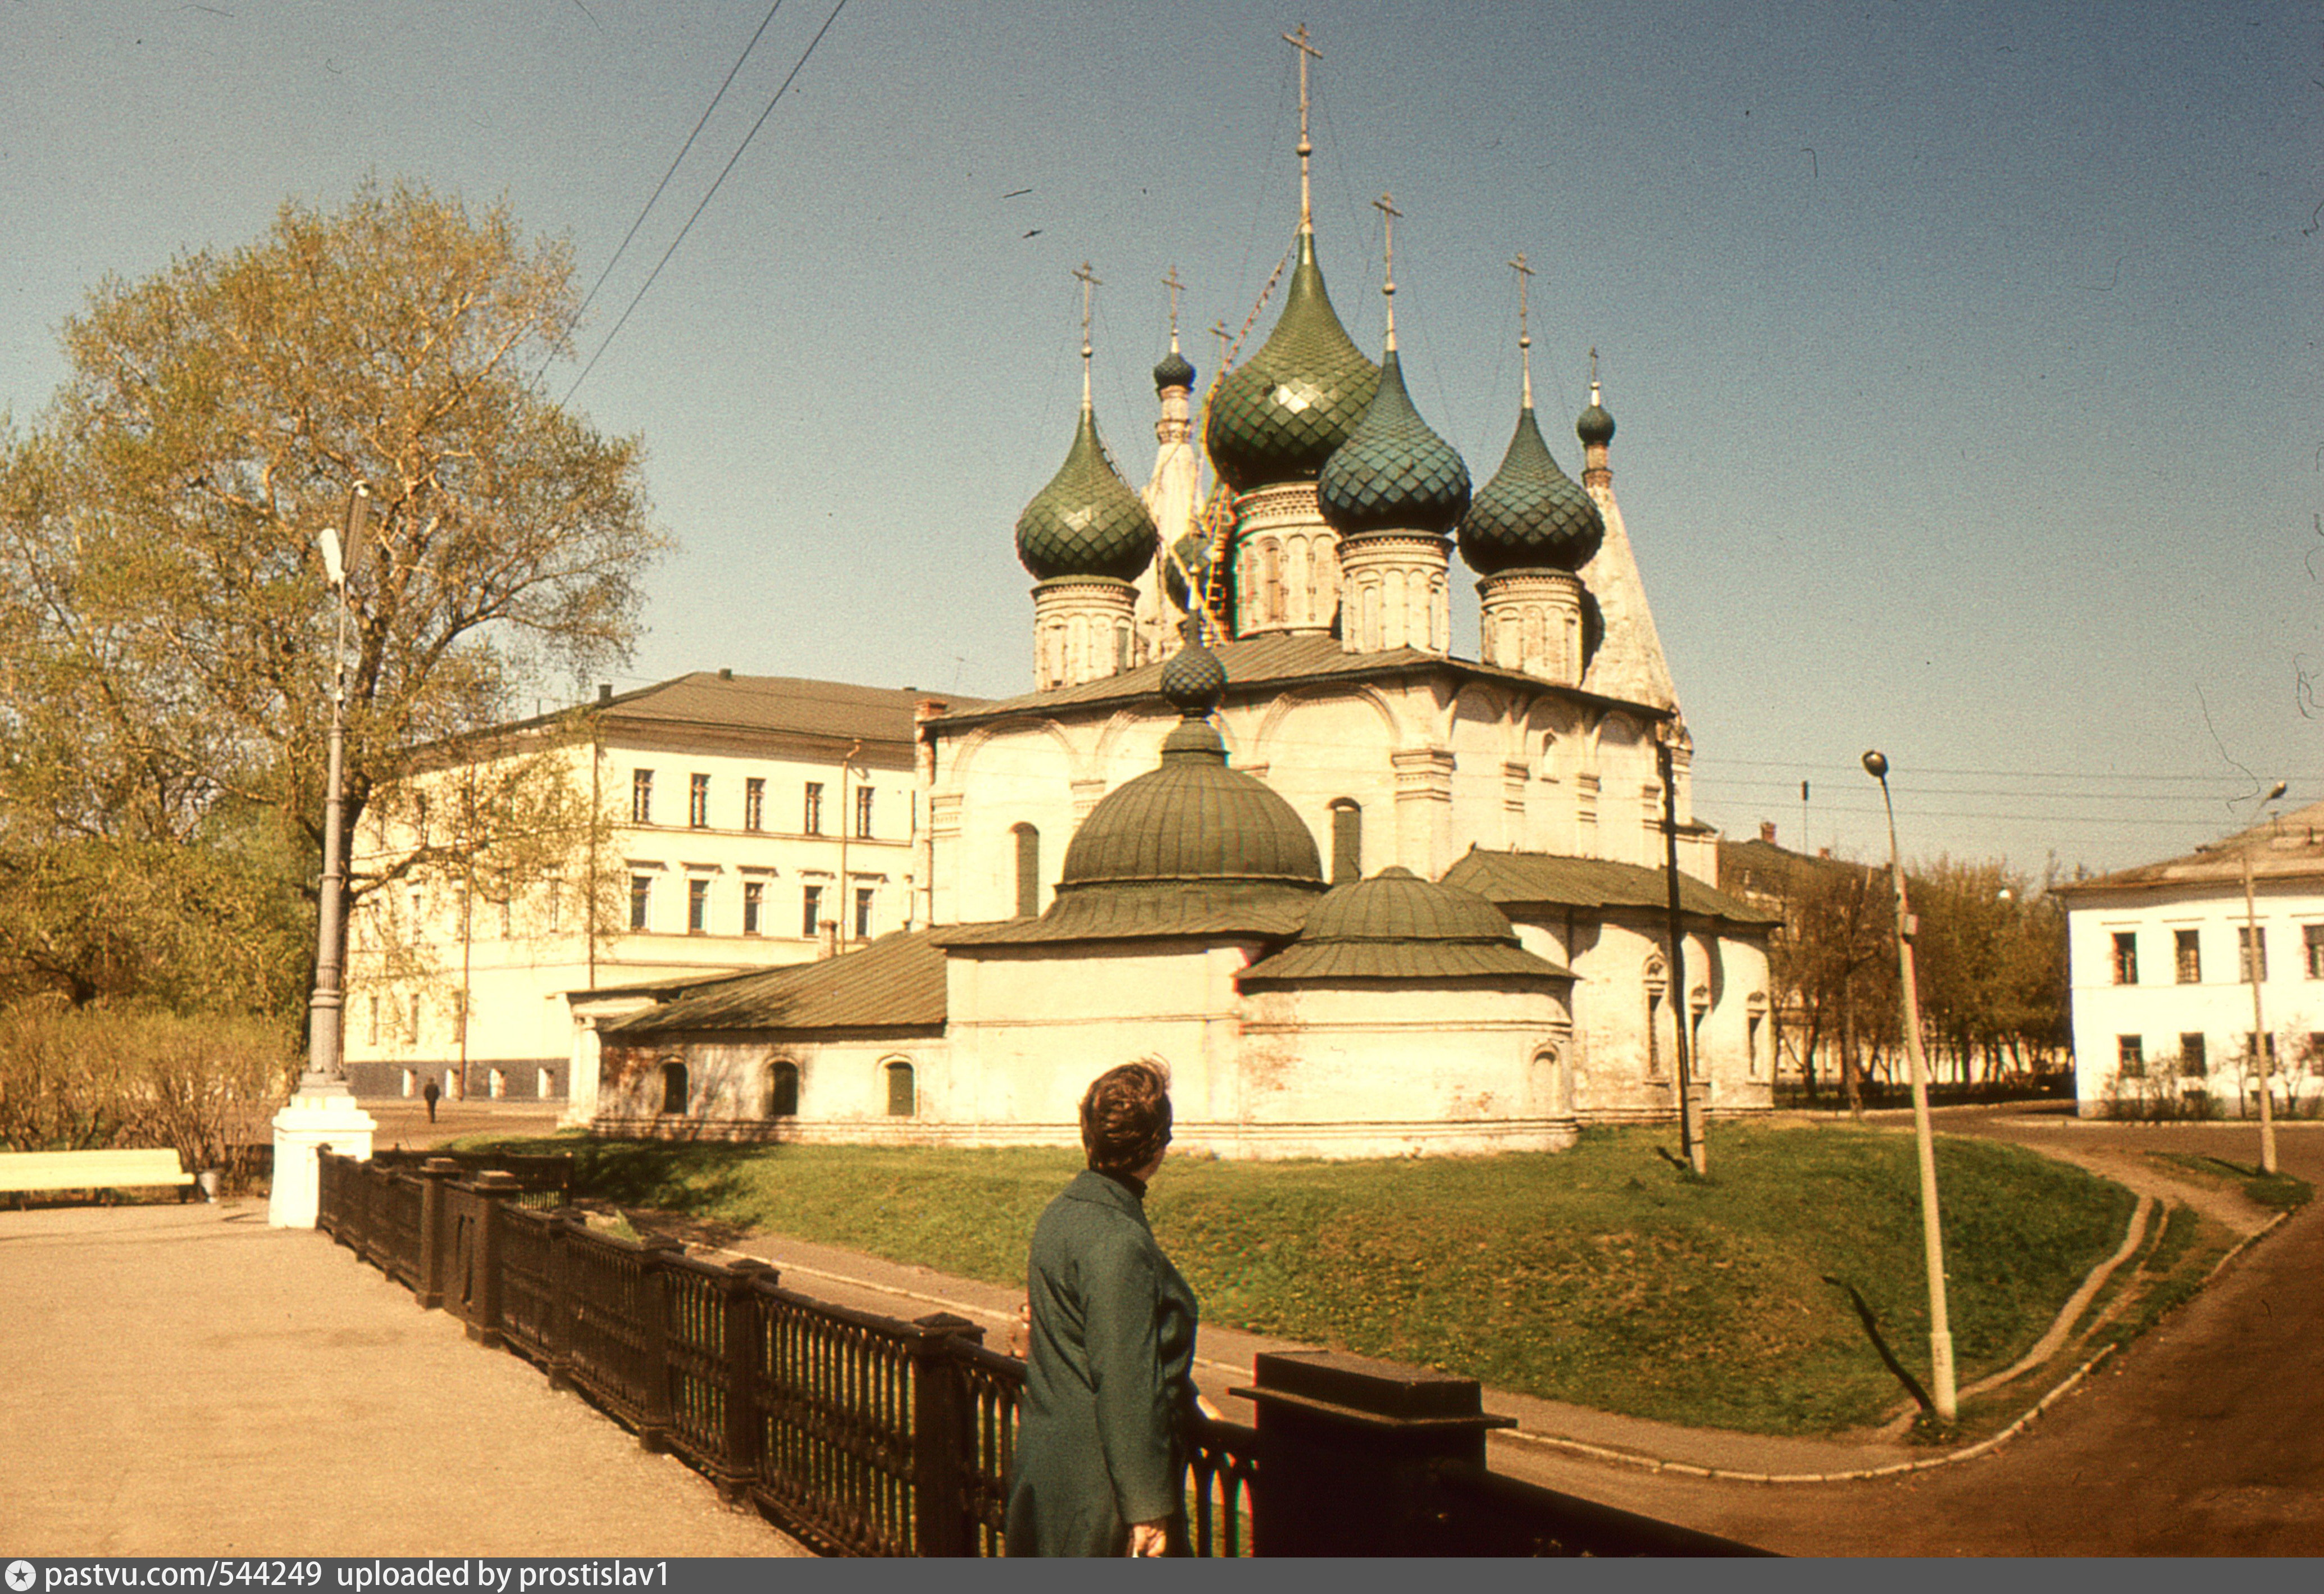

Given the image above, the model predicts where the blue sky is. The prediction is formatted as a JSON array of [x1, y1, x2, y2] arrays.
[[4, 0, 2319, 874]]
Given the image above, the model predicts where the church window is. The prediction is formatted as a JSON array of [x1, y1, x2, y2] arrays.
[[885, 1060, 917, 1117], [660, 1061, 689, 1115], [1329, 800, 1362, 885], [1013, 823, 1041, 918], [1264, 540, 1284, 623], [631, 769, 653, 825], [765, 1060, 800, 1118]]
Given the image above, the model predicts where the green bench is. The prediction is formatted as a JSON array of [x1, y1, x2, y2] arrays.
[[0, 1148, 197, 1205]]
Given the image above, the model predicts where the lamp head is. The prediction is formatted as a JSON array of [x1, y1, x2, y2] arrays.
[[2267, 780, 2288, 804], [1861, 750, 1889, 780]]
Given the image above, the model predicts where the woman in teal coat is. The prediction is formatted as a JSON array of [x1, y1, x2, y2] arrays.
[[1004, 1061, 1200, 1557]]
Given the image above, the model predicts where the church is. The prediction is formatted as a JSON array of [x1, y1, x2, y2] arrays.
[[572, 60, 1774, 1156]]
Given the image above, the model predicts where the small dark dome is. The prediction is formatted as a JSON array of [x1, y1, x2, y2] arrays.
[[1153, 349, 1196, 392], [1317, 350, 1471, 538], [1159, 631, 1227, 717], [1014, 406, 1158, 582], [1238, 866, 1575, 985], [1456, 408, 1603, 576], [1204, 231, 1380, 493], [1576, 399, 1615, 448], [1300, 866, 1519, 944]]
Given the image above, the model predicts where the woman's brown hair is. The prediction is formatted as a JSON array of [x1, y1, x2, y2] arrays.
[[1079, 1060, 1173, 1174]]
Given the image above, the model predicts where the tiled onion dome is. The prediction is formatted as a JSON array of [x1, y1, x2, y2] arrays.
[[1203, 233, 1380, 493], [1060, 639, 1322, 891], [1316, 350, 1471, 537], [1456, 407, 1603, 576], [1014, 407, 1158, 582], [1576, 397, 1615, 448], [1153, 349, 1196, 391]]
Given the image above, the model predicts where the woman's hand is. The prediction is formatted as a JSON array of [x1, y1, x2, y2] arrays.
[[1127, 1522, 1168, 1557]]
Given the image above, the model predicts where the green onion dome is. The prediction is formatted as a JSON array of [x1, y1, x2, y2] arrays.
[[1316, 350, 1471, 537], [1203, 233, 1380, 493], [1059, 637, 1322, 891], [1154, 349, 1196, 391], [1576, 397, 1615, 448], [1014, 406, 1158, 582], [1456, 407, 1603, 576]]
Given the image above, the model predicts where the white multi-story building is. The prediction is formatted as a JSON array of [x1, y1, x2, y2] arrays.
[[341, 671, 949, 1101], [2058, 801, 2324, 1115]]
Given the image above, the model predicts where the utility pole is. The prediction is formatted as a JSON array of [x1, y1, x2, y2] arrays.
[[1657, 731, 1705, 1175], [2241, 779, 2287, 1175]]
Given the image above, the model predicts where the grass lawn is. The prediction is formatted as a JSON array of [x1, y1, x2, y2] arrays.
[[459, 1121, 2136, 1436]]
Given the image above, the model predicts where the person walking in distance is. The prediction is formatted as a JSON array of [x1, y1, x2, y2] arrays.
[[1005, 1061, 1200, 1556], [422, 1078, 440, 1124]]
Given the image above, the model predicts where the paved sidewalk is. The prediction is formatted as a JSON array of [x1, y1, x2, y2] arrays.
[[0, 1201, 809, 1558]]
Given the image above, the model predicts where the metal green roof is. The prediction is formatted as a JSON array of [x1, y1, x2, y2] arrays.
[[932, 880, 1318, 945], [1456, 407, 1603, 576], [1443, 849, 1778, 928], [1240, 866, 1574, 986], [1058, 729, 1323, 890], [605, 929, 948, 1037], [1576, 400, 1615, 448], [1015, 406, 1158, 582], [1317, 350, 1471, 538], [1204, 231, 1380, 493]]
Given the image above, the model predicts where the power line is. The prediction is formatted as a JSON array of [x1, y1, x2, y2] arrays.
[[564, 0, 854, 404], [545, 0, 790, 386]]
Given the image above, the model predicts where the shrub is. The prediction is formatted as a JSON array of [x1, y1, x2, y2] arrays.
[[0, 999, 294, 1171]]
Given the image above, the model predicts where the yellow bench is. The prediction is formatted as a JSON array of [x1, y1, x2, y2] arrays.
[[0, 1148, 196, 1200]]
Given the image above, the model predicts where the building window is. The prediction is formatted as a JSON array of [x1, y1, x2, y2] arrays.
[[855, 886, 874, 940], [1329, 799, 1362, 885], [856, 784, 875, 839], [659, 1061, 689, 1116], [2246, 1032, 2278, 1063], [801, 885, 823, 939], [408, 992, 422, 1043], [545, 877, 563, 932], [2117, 1035, 2143, 1077], [687, 877, 708, 934], [745, 777, 765, 831], [765, 1061, 799, 1118], [629, 874, 651, 931], [2111, 932, 2138, 985], [2239, 926, 2268, 983], [743, 881, 763, 935], [689, 773, 710, 828], [2306, 924, 2324, 979], [2181, 1033, 2207, 1077], [1012, 823, 1040, 918], [2175, 929, 2201, 984], [367, 995, 380, 1045], [631, 769, 653, 825], [885, 1060, 916, 1117], [804, 782, 824, 835]]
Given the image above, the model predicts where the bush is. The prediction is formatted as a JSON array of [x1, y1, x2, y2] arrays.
[[0, 999, 294, 1172], [2097, 1053, 2221, 1122]]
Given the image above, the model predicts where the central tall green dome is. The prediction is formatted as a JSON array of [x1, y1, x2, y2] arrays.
[[1204, 232, 1380, 494]]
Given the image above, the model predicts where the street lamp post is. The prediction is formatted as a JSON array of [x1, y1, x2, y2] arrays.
[[2241, 780, 2287, 1176], [1863, 750, 1957, 1422], [1656, 731, 1705, 1174], [271, 482, 381, 1226]]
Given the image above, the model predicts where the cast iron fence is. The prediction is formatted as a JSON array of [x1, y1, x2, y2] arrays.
[[314, 1151, 1760, 1559]]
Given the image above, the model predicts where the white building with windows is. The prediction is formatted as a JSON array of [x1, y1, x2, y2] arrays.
[[341, 671, 953, 1103], [2058, 800, 2324, 1115]]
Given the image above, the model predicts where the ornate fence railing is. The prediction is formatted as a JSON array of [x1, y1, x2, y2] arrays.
[[314, 1153, 1765, 1559]]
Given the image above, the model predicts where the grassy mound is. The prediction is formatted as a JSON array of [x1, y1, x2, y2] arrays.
[[459, 1121, 2136, 1435]]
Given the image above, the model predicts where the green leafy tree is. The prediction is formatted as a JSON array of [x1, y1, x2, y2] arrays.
[[0, 179, 666, 1015]]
